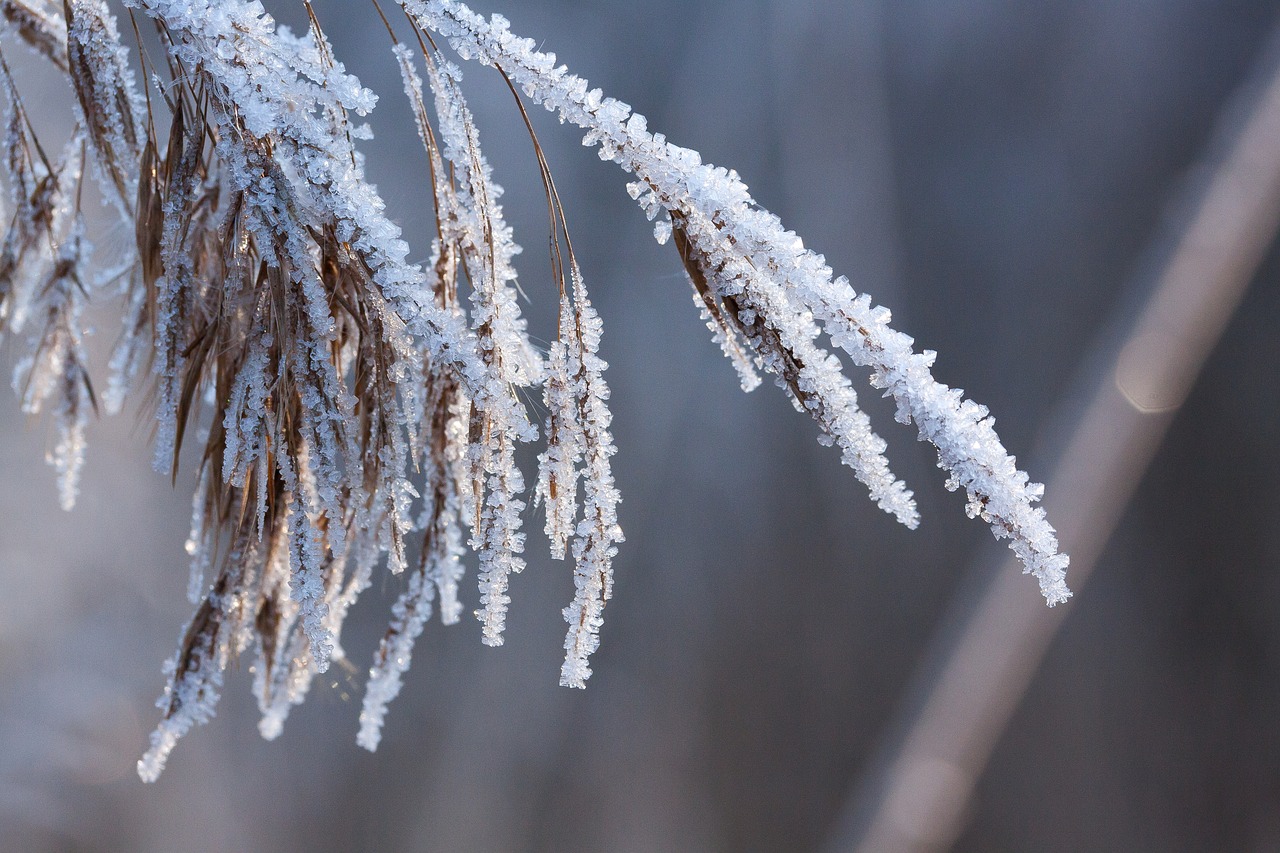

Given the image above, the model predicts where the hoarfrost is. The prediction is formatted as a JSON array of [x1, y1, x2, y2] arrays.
[[0, 0, 1071, 782]]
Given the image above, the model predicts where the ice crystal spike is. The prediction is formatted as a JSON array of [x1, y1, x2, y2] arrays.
[[0, 0, 1069, 780]]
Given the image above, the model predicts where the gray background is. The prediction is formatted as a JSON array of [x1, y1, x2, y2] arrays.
[[2, 0, 1279, 850]]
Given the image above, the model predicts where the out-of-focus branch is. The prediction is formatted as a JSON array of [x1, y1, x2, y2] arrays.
[[824, 19, 1280, 853]]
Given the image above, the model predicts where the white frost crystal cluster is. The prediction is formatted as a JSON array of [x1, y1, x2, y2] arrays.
[[0, 0, 1069, 781]]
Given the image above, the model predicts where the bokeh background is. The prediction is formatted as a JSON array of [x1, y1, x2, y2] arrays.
[[3, 1, 1280, 850]]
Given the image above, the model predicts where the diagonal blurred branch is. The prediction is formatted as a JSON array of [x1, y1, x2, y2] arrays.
[[823, 18, 1280, 853]]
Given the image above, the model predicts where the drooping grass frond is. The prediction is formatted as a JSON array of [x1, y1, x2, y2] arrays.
[[669, 209, 919, 528], [1, 62, 97, 509], [537, 291, 578, 561], [66, 0, 144, 217], [0, 0, 1070, 780], [416, 43, 540, 646], [13, 208, 96, 511], [357, 367, 467, 750], [402, 0, 1068, 603], [555, 262, 622, 688]]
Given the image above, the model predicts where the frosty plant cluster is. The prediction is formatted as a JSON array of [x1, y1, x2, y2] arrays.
[[0, 0, 1070, 781]]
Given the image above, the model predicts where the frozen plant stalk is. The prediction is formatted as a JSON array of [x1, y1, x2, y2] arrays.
[[0, 0, 1069, 781]]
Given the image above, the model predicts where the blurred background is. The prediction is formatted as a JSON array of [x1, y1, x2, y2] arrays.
[[3, 0, 1280, 850]]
